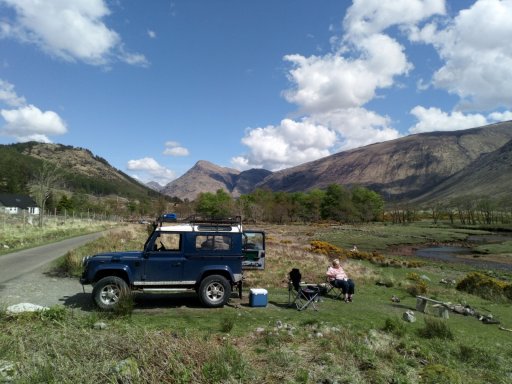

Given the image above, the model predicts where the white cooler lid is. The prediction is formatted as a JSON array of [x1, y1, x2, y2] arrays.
[[250, 288, 268, 294]]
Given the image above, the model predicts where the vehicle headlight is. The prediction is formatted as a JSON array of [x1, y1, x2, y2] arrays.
[[81, 256, 91, 267]]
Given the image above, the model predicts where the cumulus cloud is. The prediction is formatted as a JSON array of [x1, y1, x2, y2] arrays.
[[0, 78, 68, 143], [127, 157, 176, 184], [234, 1, 446, 170], [232, 118, 336, 171], [0, 104, 67, 143], [163, 141, 189, 157], [147, 30, 156, 39], [283, 33, 411, 114], [0, 0, 148, 66], [411, 0, 512, 110], [409, 106, 512, 134], [343, 0, 445, 38], [0, 79, 26, 107], [309, 108, 401, 150]]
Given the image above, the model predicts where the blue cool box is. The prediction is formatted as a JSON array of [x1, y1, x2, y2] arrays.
[[249, 288, 268, 307]]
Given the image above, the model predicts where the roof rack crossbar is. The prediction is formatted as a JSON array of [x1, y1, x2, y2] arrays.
[[187, 215, 242, 230]]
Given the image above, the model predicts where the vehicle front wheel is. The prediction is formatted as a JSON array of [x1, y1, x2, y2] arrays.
[[198, 275, 231, 308], [92, 276, 130, 310]]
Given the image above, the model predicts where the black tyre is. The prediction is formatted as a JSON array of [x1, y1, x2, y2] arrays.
[[198, 275, 231, 308], [92, 276, 129, 310]]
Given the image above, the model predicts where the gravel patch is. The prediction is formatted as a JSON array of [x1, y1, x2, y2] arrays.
[[0, 264, 94, 311]]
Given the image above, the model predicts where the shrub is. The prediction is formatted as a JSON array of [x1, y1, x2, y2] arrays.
[[417, 318, 454, 340], [407, 272, 421, 282], [420, 364, 461, 384], [407, 280, 428, 297], [503, 284, 512, 301], [456, 272, 510, 301], [382, 316, 406, 337]]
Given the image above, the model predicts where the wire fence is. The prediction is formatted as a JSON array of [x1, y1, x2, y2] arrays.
[[0, 209, 123, 252], [1, 209, 122, 230]]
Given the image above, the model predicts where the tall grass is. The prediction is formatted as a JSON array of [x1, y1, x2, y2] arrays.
[[0, 213, 116, 255]]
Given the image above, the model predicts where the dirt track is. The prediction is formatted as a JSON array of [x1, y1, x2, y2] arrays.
[[0, 233, 104, 310]]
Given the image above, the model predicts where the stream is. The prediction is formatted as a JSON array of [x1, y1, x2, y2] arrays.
[[414, 234, 512, 271]]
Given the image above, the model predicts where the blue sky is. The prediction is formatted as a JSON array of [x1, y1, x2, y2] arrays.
[[1, 0, 511, 186]]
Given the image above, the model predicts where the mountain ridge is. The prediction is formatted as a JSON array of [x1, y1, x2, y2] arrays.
[[158, 120, 512, 202]]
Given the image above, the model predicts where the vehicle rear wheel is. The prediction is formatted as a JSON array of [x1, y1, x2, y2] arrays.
[[199, 275, 231, 308], [92, 276, 129, 310]]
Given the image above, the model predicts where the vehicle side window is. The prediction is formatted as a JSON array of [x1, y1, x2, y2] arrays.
[[154, 233, 181, 251], [196, 235, 232, 250]]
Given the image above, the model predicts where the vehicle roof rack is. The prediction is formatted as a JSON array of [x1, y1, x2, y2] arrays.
[[186, 215, 242, 231]]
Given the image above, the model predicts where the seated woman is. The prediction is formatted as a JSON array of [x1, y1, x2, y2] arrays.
[[326, 259, 355, 302]]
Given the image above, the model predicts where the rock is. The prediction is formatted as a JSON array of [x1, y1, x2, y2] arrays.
[[275, 320, 283, 329], [391, 296, 400, 303], [110, 358, 140, 383], [93, 321, 108, 330], [6, 303, 49, 314], [255, 327, 265, 334], [403, 310, 416, 323], [0, 360, 17, 382]]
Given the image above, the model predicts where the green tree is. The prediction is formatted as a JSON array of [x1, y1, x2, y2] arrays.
[[320, 184, 356, 222], [351, 186, 384, 222], [57, 195, 74, 214], [195, 189, 234, 218]]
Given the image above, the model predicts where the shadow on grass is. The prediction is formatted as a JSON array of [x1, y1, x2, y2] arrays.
[[61, 291, 246, 312]]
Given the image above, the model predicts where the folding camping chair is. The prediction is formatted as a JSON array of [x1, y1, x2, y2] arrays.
[[325, 277, 344, 300], [288, 268, 320, 311]]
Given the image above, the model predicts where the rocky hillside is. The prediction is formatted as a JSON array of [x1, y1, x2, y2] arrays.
[[160, 160, 271, 200], [0, 142, 159, 200], [413, 137, 512, 203], [255, 121, 512, 200]]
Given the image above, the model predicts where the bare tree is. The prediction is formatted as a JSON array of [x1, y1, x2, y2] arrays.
[[29, 161, 61, 227]]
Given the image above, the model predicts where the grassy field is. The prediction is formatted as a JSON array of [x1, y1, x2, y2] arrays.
[[0, 214, 118, 256], [1, 223, 512, 383]]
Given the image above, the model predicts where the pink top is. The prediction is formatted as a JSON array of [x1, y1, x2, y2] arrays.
[[326, 265, 348, 281]]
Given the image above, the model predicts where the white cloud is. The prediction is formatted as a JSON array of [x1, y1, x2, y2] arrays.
[[0, 79, 26, 107], [343, 0, 445, 38], [0, 104, 67, 142], [232, 118, 336, 171], [235, 1, 449, 170], [409, 106, 512, 134], [147, 29, 156, 39], [412, 0, 512, 110], [309, 108, 402, 150], [249, 1, 431, 170], [409, 106, 488, 133], [127, 157, 176, 184], [0, 0, 148, 66], [488, 111, 512, 122], [283, 33, 410, 114], [163, 141, 189, 157]]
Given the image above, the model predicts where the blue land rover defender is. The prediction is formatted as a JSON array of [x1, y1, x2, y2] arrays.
[[80, 217, 265, 310]]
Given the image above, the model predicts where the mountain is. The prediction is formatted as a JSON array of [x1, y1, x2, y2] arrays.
[[255, 121, 512, 200], [161, 160, 272, 200], [146, 181, 163, 192], [0, 142, 160, 201], [412, 138, 512, 203]]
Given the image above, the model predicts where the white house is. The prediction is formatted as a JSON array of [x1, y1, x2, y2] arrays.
[[0, 193, 40, 215]]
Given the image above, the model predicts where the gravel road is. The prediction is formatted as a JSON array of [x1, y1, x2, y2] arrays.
[[0, 233, 104, 310]]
